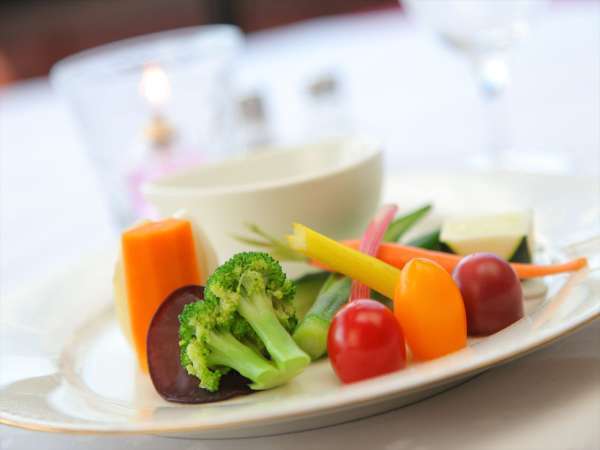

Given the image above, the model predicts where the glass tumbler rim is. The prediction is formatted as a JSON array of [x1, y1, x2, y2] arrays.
[[50, 24, 243, 88]]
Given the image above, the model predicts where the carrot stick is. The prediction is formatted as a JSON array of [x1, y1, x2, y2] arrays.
[[311, 239, 587, 279], [121, 218, 201, 372], [510, 259, 588, 278]]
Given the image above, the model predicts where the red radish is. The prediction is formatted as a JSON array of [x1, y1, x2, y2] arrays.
[[453, 253, 524, 336]]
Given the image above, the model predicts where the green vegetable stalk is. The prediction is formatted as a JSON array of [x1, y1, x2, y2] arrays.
[[292, 276, 351, 360], [292, 271, 330, 320], [407, 229, 442, 250], [383, 204, 432, 242]]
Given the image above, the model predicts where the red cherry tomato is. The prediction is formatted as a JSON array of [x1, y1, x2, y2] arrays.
[[327, 299, 406, 384]]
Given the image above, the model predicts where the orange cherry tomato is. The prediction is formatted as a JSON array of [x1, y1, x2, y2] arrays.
[[393, 258, 467, 361]]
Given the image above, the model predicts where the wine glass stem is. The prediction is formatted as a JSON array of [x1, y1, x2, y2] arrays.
[[471, 52, 512, 166]]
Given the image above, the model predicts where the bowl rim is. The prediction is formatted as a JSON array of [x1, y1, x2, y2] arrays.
[[142, 137, 382, 199]]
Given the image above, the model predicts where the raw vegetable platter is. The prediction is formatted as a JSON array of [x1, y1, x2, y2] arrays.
[[0, 172, 598, 438]]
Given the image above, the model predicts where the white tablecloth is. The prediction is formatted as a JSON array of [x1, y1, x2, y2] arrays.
[[1, 3, 599, 449]]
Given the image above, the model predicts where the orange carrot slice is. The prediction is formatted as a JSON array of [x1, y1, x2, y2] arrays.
[[312, 240, 587, 279], [121, 219, 201, 372]]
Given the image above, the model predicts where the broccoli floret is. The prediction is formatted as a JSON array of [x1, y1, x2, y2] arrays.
[[179, 296, 284, 392], [206, 252, 310, 377], [179, 252, 310, 393]]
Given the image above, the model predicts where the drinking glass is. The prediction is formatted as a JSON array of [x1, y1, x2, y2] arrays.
[[51, 25, 243, 227], [403, 0, 546, 169]]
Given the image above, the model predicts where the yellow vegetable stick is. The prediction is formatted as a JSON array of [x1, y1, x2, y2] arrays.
[[288, 223, 400, 299]]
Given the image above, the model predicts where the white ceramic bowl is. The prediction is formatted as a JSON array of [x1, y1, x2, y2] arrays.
[[142, 137, 383, 263]]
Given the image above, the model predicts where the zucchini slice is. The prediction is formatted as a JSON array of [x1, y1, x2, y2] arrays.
[[440, 211, 533, 262]]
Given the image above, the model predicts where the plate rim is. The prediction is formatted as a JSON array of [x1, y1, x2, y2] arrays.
[[0, 285, 597, 435]]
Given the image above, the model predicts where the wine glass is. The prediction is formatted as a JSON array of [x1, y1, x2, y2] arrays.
[[403, 0, 547, 169]]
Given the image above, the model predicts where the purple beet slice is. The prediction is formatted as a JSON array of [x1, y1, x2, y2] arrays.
[[146, 285, 253, 403]]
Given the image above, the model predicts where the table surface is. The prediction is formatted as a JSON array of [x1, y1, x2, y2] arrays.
[[1, 3, 599, 449]]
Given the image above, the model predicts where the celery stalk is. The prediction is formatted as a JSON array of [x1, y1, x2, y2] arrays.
[[292, 275, 351, 359]]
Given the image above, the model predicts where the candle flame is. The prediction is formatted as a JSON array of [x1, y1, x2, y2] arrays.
[[140, 64, 170, 108]]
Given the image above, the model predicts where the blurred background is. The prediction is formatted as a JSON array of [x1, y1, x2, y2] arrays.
[[0, 0, 399, 84], [1, 0, 598, 294]]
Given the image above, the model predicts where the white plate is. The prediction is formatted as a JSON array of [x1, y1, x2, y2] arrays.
[[1, 172, 598, 438]]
